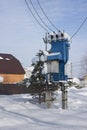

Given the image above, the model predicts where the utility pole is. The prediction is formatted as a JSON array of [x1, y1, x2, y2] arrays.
[[60, 82, 68, 109]]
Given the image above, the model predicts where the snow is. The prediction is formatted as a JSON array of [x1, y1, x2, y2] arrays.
[[47, 31, 71, 43], [0, 87, 87, 130], [73, 78, 81, 85]]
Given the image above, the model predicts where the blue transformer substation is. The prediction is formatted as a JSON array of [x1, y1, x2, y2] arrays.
[[44, 31, 71, 82]]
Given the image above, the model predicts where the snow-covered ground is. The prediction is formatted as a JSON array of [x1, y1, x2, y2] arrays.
[[0, 87, 87, 130]]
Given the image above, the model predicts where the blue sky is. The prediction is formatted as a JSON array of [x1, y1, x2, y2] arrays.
[[0, 0, 87, 77]]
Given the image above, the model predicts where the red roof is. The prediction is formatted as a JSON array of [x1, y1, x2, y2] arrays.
[[0, 53, 25, 74]]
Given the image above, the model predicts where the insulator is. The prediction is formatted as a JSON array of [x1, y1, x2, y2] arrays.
[[56, 34, 59, 39], [61, 33, 64, 37], [50, 35, 54, 40]]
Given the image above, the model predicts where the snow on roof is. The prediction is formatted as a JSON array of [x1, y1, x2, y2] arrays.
[[0, 56, 3, 59]]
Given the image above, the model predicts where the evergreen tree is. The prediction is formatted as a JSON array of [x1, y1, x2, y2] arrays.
[[30, 50, 45, 85]]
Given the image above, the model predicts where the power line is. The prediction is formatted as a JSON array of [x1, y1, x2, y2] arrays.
[[29, 0, 53, 32], [25, 0, 48, 32], [37, 0, 58, 31], [71, 17, 87, 39]]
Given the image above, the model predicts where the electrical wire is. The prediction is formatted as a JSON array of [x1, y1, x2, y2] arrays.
[[71, 17, 87, 39], [29, 0, 53, 32], [25, 0, 48, 32], [37, 0, 58, 31]]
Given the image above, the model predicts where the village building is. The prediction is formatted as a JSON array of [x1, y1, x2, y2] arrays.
[[0, 53, 25, 84]]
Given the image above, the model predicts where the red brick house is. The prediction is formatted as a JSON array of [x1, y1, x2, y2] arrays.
[[0, 53, 25, 84]]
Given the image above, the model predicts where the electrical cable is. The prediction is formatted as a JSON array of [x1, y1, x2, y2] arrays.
[[71, 17, 87, 39], [25, 0, 48, 32], [29, 0, 53, 32], [37, 0, 58, 31]]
